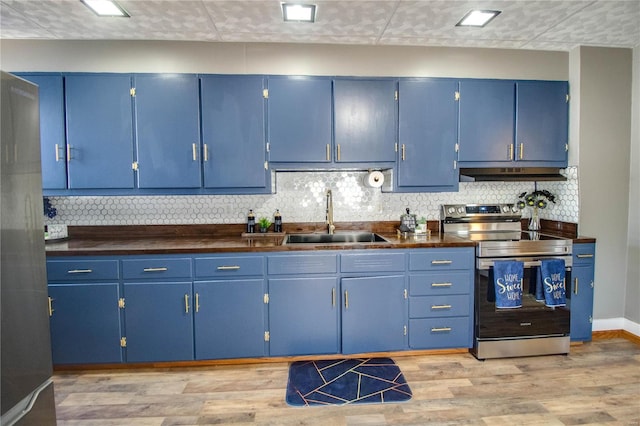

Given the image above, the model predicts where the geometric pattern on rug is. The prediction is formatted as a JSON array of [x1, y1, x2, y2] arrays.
[[285, 358, 412, 406]]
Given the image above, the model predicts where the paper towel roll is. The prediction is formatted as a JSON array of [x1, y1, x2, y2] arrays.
[[364, 171, 385, 188]]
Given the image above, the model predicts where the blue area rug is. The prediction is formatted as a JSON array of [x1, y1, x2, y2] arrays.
[[285, 358, 412, 406]]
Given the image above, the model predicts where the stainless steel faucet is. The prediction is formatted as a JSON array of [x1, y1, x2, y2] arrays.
[[326, 189, 335, 235]]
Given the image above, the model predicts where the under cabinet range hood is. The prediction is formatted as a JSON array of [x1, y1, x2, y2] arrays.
[[459, 167, 567, 182]]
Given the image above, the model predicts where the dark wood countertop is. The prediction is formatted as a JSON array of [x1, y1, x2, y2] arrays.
[[44, 221, 595, 257]]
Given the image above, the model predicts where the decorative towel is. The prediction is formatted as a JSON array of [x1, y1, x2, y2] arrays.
[[540, 259, 566, 307], [493, 260, 524, 308]]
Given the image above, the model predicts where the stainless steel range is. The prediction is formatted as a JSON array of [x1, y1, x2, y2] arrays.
[[441, 204, 573, 360]]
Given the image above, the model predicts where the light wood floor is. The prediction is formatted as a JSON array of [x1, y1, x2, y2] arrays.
[[52, 338, 640, 426]]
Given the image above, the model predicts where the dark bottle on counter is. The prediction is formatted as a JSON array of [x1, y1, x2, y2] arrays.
[[274, 209, 282, 233], [247, 209, 256, 233]]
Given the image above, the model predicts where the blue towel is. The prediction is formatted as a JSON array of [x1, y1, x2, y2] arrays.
[[493, 260, 524, 309], [540, 259, 566, 307]]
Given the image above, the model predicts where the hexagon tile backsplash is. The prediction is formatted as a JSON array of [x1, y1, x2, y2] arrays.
[[44, 167, 579, 226]]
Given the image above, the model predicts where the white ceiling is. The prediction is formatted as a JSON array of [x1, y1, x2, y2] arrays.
[[1, 0, 639, 51]]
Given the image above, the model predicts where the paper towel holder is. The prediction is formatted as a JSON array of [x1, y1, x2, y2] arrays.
[[364, 170, 385, 188]]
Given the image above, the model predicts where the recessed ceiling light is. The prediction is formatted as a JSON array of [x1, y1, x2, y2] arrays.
[[456, 10, 501, 27], [81, 0, 130, 17], [282, 3, 316, 23]]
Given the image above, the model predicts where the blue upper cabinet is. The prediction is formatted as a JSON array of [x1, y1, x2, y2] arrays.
[[458, 79, 569, 167], [515, 81, 569, 164], [458, 79, 515, 164], [267, 76, 332, 163], [65, 74, 135, 189], [200, 75, 269, 193], [15, 73, 67, 190], [333, 78, 397, 163], [397, 78, 459, 192], [133, 74, 201, 189]]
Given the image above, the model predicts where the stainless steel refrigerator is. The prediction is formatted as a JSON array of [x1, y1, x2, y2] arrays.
[[1, 71, 57, 425]]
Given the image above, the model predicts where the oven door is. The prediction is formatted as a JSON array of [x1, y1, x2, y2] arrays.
[[475, 257, 571, 339]]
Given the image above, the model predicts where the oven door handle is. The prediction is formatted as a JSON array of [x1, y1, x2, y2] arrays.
[[478, 259, 571, 269]]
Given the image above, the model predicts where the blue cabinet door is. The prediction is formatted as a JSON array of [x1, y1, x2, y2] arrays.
[[569, 243, 595, 341], [516, 81, 568, 163], [123, 281, 194, 362], [397, 78, 458, 191], [458, 80, 515, 163], [65, 74, 134, 189], [333, 79, 396, 163], [268, 277, 340, 356], [194, 279, 266, 359], [200, 75, 268, 191], [48, 283, 122, 364], [16, 73, 67, 189], [341, 275, 406, 354], [134, 74, 201, 188], [268, 76, 332, 163]]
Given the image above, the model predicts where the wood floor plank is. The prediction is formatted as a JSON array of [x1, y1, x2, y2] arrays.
[[51, 338, 640, 425]]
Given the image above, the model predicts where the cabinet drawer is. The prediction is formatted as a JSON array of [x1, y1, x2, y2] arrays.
[[195, 256, 264, 278], [572, 243, 595, 266], [122, 258, 192, 280], [409, 272, 472, 296], [47, 259, 120, 281], [409, 295, 470, 318], [409, 317, 471, 349], [340, 252, 405, 273], [409, 249, 473, 271], [268, 254, 337, 275]]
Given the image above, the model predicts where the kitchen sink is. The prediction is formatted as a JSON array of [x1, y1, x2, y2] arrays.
[[283, 232, 389, 245]]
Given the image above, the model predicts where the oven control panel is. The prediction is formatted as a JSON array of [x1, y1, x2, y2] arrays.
[[441, 204, 520, 220]]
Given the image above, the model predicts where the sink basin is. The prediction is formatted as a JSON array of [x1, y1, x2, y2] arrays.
[[284, 232, 389, 245]]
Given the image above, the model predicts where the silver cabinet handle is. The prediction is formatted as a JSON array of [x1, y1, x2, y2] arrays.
[[577, 254, 594, 258], [431, 260, 453, 265], [401, 144, 406, 161], [332, 287, 335, 307], [431, 304, 452, 310], [574, 277, 578, 295], [184, 294, 190, 313], [519, 143, 524, 160], [326, 144, 330, 161], [66, 144, 72, 162], [431, 327, 452, 333], [192, 143, 198, 161], [508, 144, 513, 160], [336, 144, 341, 161], [217, 265, 240, 270], [344, 290, 349, 309], [195, 293, 200, 313], [204, 144, 209, 162], [431, 282, 453, 287], [143, 267, 168, 272], [67, 269, 92, 274], [55, 144, 64, 162]]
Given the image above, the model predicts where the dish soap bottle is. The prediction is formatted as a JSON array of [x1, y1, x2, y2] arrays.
[[247, 209, 256, 233], [274, 209, 282, 233]]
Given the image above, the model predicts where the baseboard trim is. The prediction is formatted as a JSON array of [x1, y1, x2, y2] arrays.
[[592, 329, 640, 345]]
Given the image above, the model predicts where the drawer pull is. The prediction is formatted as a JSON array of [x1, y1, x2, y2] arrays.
[[217, 265, 241, 270], [577, 254, 594, 258], [431, 327, 452, 333], [143, 267, 168, 272], [67, 269, 92, 274], [431, 260, 453, 265], [431, 282, 453, 287], [431, 304, 452, 310]]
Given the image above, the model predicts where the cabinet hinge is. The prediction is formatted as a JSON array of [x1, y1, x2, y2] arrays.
[[403, 325, 407, 336], [264, 161, 268, 170], [132, 162, 138, 171], [454, 91, 460, 101], [403, 289, 407, 299], [589, 315, 593, 324], [118, 298, 125, 309], [120, 337, 127, 347], [565, 143, 569, 152], [590, 281, 594, 288], [394, 90, 398, 101], [264, 331, 270, 342], [566, 94, 570, 103], [266, 142, 270, 153], [264, 293, 269, 304], [263, 89, 269, 99], [130, 88, 136, 97]]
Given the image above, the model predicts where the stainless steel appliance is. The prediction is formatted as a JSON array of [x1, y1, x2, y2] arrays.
[[1, 72, 57, 424], [441, 204, 572, 360]]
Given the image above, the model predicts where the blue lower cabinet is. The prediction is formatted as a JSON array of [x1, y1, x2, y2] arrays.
[[341, 275, 407, 354], [569, 243, 596, 341], [268, 277, 340, 356], [123, 281, 194, 362], [194, 279, 266, 360], [48, 283, 122, 364]]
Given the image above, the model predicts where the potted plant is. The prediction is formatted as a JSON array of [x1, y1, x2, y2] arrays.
[[258, 217, 271, 233], [516, 190, 556, 231]]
